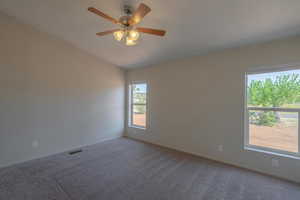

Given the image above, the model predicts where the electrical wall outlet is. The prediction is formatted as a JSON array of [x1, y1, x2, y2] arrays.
[[271, 158, 279, 168], [218, 145, 223, 152]]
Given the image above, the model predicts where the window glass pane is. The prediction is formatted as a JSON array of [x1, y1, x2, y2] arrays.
[[249, 110, 298, 153], [247, 69, 300, 154], [132, 105, 146, 127], [133, 83, 147, 104], [247, 69, 300, 108]]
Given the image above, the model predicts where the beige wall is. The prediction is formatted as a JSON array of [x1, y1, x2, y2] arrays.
[[126, 36, 300, 183], [0, 13, 125, 167]]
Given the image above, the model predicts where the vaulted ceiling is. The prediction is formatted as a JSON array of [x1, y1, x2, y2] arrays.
[[1, 0, 300, 68]]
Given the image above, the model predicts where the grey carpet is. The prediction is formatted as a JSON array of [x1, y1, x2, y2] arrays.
[[0, 138, 299, 200]]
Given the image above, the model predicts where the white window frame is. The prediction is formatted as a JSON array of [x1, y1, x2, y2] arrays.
[[244, 64, 300, 159], [128, 81, 149, 129]]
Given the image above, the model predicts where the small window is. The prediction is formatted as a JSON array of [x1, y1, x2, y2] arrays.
[[129, 82, 148, 128], [245, 68, 300, 157]]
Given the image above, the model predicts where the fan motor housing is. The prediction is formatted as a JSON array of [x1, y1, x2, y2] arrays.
[[119, 5, 133, 26], [119, 15, 131, 26]]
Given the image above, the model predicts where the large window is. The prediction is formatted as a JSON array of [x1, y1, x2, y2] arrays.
[[245, 68, 300, 157], [129, 82, 148, 128]]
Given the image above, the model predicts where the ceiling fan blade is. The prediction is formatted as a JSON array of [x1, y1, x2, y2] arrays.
[[129, 3, 151, 25], [88, 7, 119, 24], [96, 29, 120, 36], [137, 27, 166, 36]]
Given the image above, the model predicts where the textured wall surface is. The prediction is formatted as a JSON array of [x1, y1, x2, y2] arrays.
[[0, 13, 125, 167], [126, 36, 300, 183]]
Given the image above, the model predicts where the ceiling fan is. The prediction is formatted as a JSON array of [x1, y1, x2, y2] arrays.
[[88, 3, 166, 46]]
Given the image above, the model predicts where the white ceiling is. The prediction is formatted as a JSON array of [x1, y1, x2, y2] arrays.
[[1, 0, 300, 68]]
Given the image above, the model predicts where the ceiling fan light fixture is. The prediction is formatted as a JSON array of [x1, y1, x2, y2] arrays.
[[88, 3, 166, 46], [113, 30, 124, 41], [126, 37, 137, 46], [128, 29, 140, 41]]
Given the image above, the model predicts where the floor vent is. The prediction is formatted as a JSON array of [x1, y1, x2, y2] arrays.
[[68, 149, 83, 155]]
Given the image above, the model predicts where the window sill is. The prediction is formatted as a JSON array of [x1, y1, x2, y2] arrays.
[[244, 146, 300, 160], [128, 125, 146, 130]]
